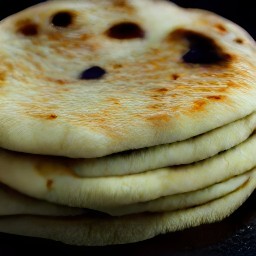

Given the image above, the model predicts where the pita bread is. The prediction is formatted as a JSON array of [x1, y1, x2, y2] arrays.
[[0, 168, 255, 246], [0, 170, 249, 217], [0, 0, 256, 158], [73, 112, 256, 177], [1, 0, 256, 247], [0, 132, 256, 210], [103, 170, 251, 216], [0, 183, 84, 216]]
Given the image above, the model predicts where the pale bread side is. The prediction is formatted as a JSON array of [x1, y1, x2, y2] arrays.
[[0, 169, 255, 246], [1, 133, 256, 210], [0, 184, 84, 216]]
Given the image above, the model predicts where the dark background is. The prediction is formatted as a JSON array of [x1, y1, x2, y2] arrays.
[[0, 0, 255, 40], [172, 0, 256, 39], [0, 1, 256, 255]]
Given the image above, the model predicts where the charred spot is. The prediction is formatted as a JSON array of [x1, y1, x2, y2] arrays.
[[113, 0, 128, 8], [169, 29, 231, 65], [54, 79, 69, 85], [112, 63, 123, 69], [79, 66, 106, 80], [51, 11, 74, 28], [17, 22, 39, 36], [79, 34, 91, 41], [182, 31, 230, 64], [48, 114, 58, 120], [172, 74, 180, 80], [47, 179, 54, 189], [214, 24, 227, 33], [207, 95, 223, 100], [234, 38, 244, 44], [0, 71, 6, 82], [106, 22, 145, 40], [155, 88, 168, 93]]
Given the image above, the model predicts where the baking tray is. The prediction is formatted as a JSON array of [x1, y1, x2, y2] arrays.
[[0, 1, 256, 255]]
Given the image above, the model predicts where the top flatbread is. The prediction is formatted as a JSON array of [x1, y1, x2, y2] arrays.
[[0, 0, 256, 158]]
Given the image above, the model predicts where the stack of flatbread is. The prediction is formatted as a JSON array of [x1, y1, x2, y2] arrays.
[[0, 0, 256, 246]]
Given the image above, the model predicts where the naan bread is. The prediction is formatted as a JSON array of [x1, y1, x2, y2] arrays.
[[0, 169, 255, 246], [0, 0, 256, 158]]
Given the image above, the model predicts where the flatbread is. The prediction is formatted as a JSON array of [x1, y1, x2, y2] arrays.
[[0, 168, 255, 246], [103, 170, 251, 216], [0, 183, 84, 216], [0, 0, 256, 158], [1, 0, 256, 247], [73, 112, 256, 177], [0, 170, 249, 217], [1, 133, 256, 210]]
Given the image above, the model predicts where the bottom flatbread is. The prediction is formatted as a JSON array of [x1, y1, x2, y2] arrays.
[[0, 168, 255, 246]]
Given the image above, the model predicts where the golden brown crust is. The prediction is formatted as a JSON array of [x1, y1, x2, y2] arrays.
[[0, 0, 256, 157]]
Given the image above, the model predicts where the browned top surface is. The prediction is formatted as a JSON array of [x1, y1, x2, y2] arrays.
[[0, 0, 256, 158]]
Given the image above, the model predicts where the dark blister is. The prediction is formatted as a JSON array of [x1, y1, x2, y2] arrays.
[[79, 66, 106, 80]]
